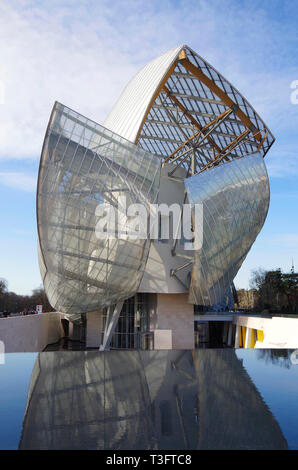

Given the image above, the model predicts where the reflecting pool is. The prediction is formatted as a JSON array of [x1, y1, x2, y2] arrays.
[[0, 350, 297, 450]]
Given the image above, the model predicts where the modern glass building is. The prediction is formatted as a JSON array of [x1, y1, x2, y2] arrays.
[[37, 45, 274, 350]]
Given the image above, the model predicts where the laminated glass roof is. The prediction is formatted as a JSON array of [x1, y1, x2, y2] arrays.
[[105, 45, 275, 179]]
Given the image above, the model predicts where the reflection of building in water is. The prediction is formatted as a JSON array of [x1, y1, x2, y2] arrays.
[[19, 350, 288, 450]]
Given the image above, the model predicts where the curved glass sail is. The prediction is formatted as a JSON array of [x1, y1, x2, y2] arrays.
[[37, 102, 160, 314], [185, 154, 270, 306]]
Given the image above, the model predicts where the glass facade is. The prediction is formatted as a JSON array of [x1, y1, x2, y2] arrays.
[[185, 154, 270, 307], [102, 44, 275, 314], [37, 102, 160, 314], [102, 293, 153, 349], [36, 45, 275, 341]]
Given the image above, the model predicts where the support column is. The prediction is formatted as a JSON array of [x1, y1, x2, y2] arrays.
[[100, 301, 124, 351], [227, 323, 233, 346], [154, 293, 194, 349], [222, 322, 228, 345], [235, 325, 241, 348], [244, 327, 252, 349]]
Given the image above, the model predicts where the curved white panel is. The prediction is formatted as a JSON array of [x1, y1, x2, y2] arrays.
[[103, 45, 184, 142]]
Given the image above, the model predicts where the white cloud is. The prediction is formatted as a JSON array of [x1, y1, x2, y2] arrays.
[[0, 172, 36, 191], [269, 233, 298, 249], [271, 191, 298, 199], [0, 1, 139, 159], [0, 0, 296, 180], [266, 144, 298, 178]]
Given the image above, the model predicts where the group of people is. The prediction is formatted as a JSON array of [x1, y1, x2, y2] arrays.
[[0, 309, 38, 317], [22, 309, 38, 316]]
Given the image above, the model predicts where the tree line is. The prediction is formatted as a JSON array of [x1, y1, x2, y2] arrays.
[[236, 267, 298, 314], [1, 266, 297, 315], [0, 278, 53, 314]]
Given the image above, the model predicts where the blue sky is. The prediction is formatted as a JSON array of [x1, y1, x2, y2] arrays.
[[0, 0, 297, 294]]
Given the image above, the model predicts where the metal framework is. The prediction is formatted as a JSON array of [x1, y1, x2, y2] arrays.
[[124, 46, 275, 178], [37, 102, 160, 315]]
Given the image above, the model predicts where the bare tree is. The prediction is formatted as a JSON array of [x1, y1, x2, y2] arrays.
[[249, 268, 267, 291], [0, 278, 8, 295]]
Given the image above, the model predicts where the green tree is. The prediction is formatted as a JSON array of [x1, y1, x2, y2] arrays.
[[248, 267, 298, 314]]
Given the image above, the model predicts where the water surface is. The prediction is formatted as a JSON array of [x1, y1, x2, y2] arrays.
[[0, 350, 297, 450]]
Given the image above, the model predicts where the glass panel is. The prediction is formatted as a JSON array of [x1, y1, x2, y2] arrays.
[[37, 102, 160, 314], [185, 154, 270, 307]]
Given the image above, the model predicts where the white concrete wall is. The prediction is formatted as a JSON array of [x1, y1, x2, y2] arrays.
[[138, 163, 193, 294], [256, 317, 298, 348], [0, 313, 65, 352], [86, 310, 103, 348], [154, 329, 173, 349], [233, 315, 298, 348], [154, 293, 194, 349], [233, 315, 272, 331]]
